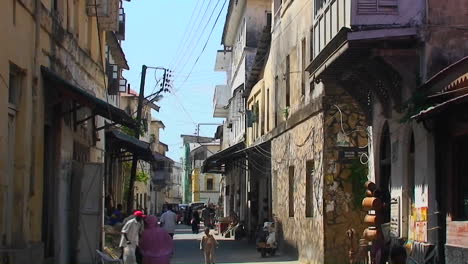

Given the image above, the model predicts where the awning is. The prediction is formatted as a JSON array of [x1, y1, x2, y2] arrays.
[[412, 56, 468, 121], [106, 130, 153, 161], [412, 93, 468, 121], [202, 142, 245, 173], [231, 140, 271, 158], [41, 66, 136, 128]]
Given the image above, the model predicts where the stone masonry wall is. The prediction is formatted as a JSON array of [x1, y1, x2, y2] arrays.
[[322, 94, 368, 264], [271, 112, 325, 264]]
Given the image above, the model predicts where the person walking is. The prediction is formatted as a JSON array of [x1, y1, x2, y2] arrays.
[[191, 210, 201, 234], [200, 227, 218, 264], [139, 215, 174, 264], [201, 205, 211, 229], [119, 211, 145, 264], [160, 204, 177, 238]]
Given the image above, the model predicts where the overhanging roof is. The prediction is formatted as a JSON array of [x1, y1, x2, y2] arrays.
[[153, 152, 174, 163], [221, 0, 246, 46], [412, 56, 468, 121], [106, 31, 129, 70], [41, 66, 136, 128]]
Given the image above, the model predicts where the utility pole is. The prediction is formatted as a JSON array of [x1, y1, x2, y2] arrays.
[[126, 65, 147, 213], [126, 65, 171, 213]]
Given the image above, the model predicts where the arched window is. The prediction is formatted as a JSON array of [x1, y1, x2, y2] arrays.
[[379, 122, 391, 223]]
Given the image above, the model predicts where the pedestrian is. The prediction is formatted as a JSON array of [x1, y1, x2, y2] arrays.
[[200, 227, 218, 264], [139, 215, 174, 264], [191, 210, 201, 234], [119, 211, 145, 264], [160, 204, 177, 238], [208, 204, 216, 228], [110, 204, 124, 225], [201, 205, 211, 229], [390, 245, 407, 264]]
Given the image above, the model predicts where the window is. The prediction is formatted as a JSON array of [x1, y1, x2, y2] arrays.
[[306, 160, 314, 217], [285, 55, 291, 108], [274, 77, 279, 126], [9, 64, 23, 107], [310, 28, 314, 62], [289, 166, 295, 217], [406, 133, 415, 236], [379, 123, 391, 223], [207, 178, 214, 191], [314, 0, 327, 15], [266, 89, 270, 131], [301, 38, 306, 97]]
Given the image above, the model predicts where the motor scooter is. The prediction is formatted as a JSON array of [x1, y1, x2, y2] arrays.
[[256, 222, 277, 257]]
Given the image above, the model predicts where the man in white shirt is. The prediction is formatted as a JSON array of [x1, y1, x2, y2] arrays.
[[160, 205, 177, 238], [119, 211, 145, 264]]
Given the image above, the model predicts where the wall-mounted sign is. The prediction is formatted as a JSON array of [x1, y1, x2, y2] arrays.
[[390, 197, 400, 238], [338, 147, 367, 164]]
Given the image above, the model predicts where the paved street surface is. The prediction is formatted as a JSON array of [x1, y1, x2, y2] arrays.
[[172, 225, 298, 264]]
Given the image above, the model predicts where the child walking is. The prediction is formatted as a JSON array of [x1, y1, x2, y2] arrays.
[[200, 227, 218, 264]]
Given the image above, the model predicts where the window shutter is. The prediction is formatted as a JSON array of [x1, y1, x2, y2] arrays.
[[357, 0, 378, 14]]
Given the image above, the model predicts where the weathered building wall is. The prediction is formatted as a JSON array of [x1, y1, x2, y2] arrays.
[[322, 92, 368, 264], [424, 0, 468, 79], [0, 0, 114, 263], [271, 113, 325, 264]]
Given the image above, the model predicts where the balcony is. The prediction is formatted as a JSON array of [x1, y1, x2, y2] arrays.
[[213, 85, 230, 118], [312, 0, 424, 59], [214, 50, 231, 72]]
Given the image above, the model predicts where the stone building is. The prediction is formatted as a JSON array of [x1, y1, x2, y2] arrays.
[[305, 0, 468, 263], [0, 0, 133, 263]]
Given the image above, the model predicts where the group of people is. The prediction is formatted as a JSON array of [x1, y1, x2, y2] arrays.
[[111, 203, 220, 264], [118, 205, 178, 264]]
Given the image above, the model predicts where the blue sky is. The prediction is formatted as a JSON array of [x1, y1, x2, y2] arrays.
[[122, 0, 227, 162]]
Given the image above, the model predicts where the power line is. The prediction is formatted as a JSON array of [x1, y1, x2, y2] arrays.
[[171, 0, 215, 73], [177, 0, 228, 89], [173, 0, 223, 78], [168, 0, 203, 69]]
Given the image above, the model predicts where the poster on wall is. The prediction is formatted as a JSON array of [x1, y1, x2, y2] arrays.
[[390, 197, 400, 237]]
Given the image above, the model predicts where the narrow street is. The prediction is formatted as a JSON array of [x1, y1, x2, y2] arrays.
[[172, 225, 298, 264]]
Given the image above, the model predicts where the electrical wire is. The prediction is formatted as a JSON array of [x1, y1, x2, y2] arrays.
[[171, 0, 215, 73], [169, 0, 209, 71], [176, 0, 227, 89], [168, 0, 203, 69], [173, 0, 223, 78]]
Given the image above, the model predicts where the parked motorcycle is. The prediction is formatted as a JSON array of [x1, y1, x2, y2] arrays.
[[256, 222, 277, 257]]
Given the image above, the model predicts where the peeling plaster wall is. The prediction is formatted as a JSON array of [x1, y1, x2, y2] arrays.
[[271, 114, 325, 264], [424, 0, 468, 79]]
